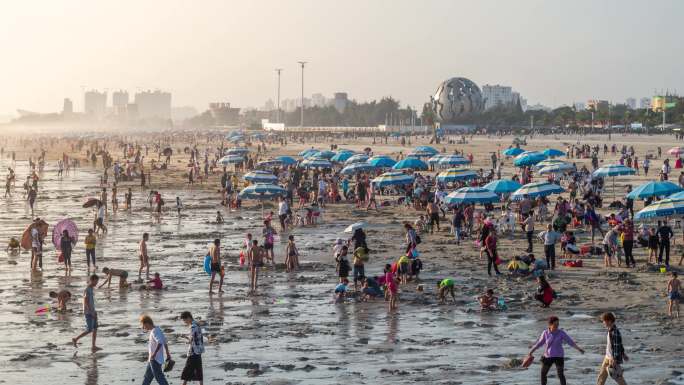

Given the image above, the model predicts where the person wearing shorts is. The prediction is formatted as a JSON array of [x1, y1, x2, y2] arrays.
[[180, 311, 204, 385], [72, 275, 102, 352], [352, 247, 367, 291], [437, 278, 456, 303], [208, 239, 223, 294]]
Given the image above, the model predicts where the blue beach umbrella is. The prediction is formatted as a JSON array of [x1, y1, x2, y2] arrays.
[[538, 162, 576, 174], [407, 150, 435, 158], [345, 154, 370, 165], [483, 179, 522, 195], [592, 164, 636, 178], [225, 147, 250, 155], [436, 168, 478, 183], [255, 159, 283, 169], [300, 158, 332, 169], [315, 150, 336, 160], [392, 157, 428, 171], [340, 163, 377, 175], [276, 156, 297, 165], [218, 155, 244, 165], [626, 181, 682, 200], [444, 187, 499, 205], [299, 148, 319, 157], [635, 198, 684, 220], [243, 171, 278, 184], [542, 148, 565, 157], [331, 151, 355, 163], [513, 151, 547, 167], [368, 156, 397, 168], [511, 181, 564, 200], [372, 172, 415, 187], [427, 154, 445, 164], [503, 148, 525, 157], [437, 155, 471, 166], [414, 146, 439, 155]]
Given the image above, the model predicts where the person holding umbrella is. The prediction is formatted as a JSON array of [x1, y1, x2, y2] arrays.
[[60, 230, 76, 272]]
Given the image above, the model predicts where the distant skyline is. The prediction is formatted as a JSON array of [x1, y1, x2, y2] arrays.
[[0, 0, 682, 116]]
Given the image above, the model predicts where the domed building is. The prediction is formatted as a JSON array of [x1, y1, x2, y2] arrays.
[[431, 77, 484, 123]]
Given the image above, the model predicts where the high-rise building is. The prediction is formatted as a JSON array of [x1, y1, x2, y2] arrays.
[[573, 102, 585, 111], [84, 90, 107, 118], [625, 98, 636, 109], [639, 97, 651, 109], [587, 99, 609, 112], [263, 99, 275, 111], [311, 93, 327, 107], [333, 92, 348, 113], [134, 90, 171, 119], [62, 98, 73, 115], [112, 90, 129, 116], [209, 102, 240, 125], [482, 84, 521, 110]]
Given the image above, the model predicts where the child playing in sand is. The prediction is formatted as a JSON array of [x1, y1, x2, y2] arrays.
[[49, 289, 72, 312], [397, 253, 410, 284], [284, 235, 300, 272], [437, 278, 456, 304], [146, 272, 163, 290], [99, 267, 129, 289], [6, 237, 20, 253], [478, 289, 498, 311], [215, 211, 224, 224], [667, 272, 681, 318], [335, 245, 350, 284], [334, 278, 349, 303], [648, 227, 659, 264], [384, 264, 398, 311]]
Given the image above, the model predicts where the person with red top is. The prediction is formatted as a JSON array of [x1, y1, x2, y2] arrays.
[[485, 228, 501, 276], [621, 219, 635, 267], [383, 264, 398, 311]]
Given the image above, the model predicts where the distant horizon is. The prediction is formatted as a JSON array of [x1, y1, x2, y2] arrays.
[[0, 0, 681, 117]]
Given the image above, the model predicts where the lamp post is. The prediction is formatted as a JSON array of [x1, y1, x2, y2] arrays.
[[298, 61, 307, 127], [275, 68, 282, 123]]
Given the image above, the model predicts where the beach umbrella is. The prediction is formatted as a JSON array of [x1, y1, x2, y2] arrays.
[[372, 172, 414, 187], [668, 191, 684, 200], [52, 219, 78, 250], [437, 155, 471, 166], [667, 147, 683, 155], [592, 164, 636, 178], [542, 148, 565, 157], [635, 197, 684, 220], [483, 179, 522, 194], [21, 219, 48, 250], [513, 151, 547, 167], [345, 154, 370, 165], [239, 183, 287, 200], [534, 159, 566, 169], [299, 148, 319, 157], [225, 147, 250, 156], [538, 162, 576, 174], [407, 150, 435, 158], [414, 146, 439, 155], [228, 135, 244, 143], [503, 147, 525, 157], [218, 155, 244, 165], [436, 168, 478, 183], [392, 157, 428, 171], [592, 164, 636, 201], [340, 163, 377, 175], [344, 221, 367, 234], [427, 154, 445, 164], [444, 187, 499, 205], [315, 150, 336, 160], [626, 181, 682, 200], [300, 158, 332, 169], [368, 156, 396, 168], [82, 198, 101, 208], [243, 170, 278, 184], [255, 159, 283, 169], [303, 151, 321, 159], [276, 156, 297, 165], [331, 151, 355, 163], [511, 181, 564, 201]]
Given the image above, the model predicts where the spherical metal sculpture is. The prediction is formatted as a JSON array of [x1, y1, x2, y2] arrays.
[[431, 77, 484, 122]]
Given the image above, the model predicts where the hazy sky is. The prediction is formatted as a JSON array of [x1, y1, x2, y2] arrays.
[[0, 0, 681, 115]]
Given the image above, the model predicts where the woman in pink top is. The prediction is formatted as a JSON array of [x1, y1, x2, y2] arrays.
[[384, 264, 398, 311]]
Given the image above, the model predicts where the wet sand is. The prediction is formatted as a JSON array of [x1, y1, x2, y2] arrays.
[[0, 133, 683, 385]]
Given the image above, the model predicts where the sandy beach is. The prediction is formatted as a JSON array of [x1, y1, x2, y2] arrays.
[[0, 132, 682, 385]]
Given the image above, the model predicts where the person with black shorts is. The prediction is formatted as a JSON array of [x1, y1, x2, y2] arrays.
[[180, 311, 204, 385]]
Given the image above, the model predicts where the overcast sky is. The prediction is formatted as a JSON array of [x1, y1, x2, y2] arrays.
[[0, 0, 681, 115]]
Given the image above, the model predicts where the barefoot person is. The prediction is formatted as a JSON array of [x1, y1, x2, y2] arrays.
[[208, 239, 223, 294], [526, 316, 585, 385], [596, 312, 628, 385], [49, 289, 71, 312], [248, 240, 267, 293], [140, 315, 171, 385], [72, 274, 102, 352], [667, 272, 681, 318], [180, 311, 204, 385], [85, 229, 97, 271], [99, 267, 129, 289], [139, 233, 150, 281], [437, 278, 456, 304]]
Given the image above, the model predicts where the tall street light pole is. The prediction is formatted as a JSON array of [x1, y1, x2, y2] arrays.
[[298, 61, 307, 127], [275, 68, 282, 123]]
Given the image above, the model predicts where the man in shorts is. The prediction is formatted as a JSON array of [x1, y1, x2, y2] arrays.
[[208, 239, 223, 294], [99, 267, 129, 289], [72, 274, 102, 352], [262, 220, 277, 266], [426, 200, 440, 234], [248, 240, 267, 294], [139, 233, 150, 281]]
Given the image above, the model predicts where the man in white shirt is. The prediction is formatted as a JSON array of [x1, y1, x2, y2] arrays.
[[278, 198, 289, 232], [140, 315, 171, 385]]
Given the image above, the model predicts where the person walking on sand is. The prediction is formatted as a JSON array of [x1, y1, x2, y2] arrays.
[[248, 240, 267, 294], [596, 312, 628, 385], [140, 315, 171, 385], [526, 316, 585, 385], [60, 229, 75, 272], [667, 272, 681, 318], [139, 233, 150, 281], [180, 311, 204, 385], [262, 220, 277, 266], [85, 229, 97, 271], [72, 274, 102, 352], [208, 238, 223, 294], [538, 224, 561, 270], [484, 228, 501, 276], [95, 201, 107, 234]]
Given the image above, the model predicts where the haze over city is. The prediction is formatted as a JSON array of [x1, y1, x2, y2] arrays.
[[1, 0, 682, 118]]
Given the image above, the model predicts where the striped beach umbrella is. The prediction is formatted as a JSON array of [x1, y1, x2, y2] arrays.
[[218, 155, 245, 165], [635, 198, 684, 220], [299, 148, 319, 157], [436, 168, 478, 183], [427, 154, 445, 164], [443, 187, 499, 205], [255, 159, 283, 169], [345, 154, 370, 165], [392, 157, 428, 170], [483, 179, 522, 194], [534, 159, 566, 169], [503, 147, 525, 157], [592, 164, 636, 177], [626, 181, 682, 200], [368, 156, 396, 168], [414, 146, 439, 155], [225, 147, 250, 156], [243, 170, 278, 184], [511, 181, 564, 200], [300, 158, 332, 169], [407, 150, 435, 158], [331, 151, 355, 163], [372, 172, 414, 187], [538, 162, 576, 174], [437, 155, 471, 166], [513, 151, 547, 167], [340, 163, 377, 175], [239, 183, 287, 200], [315, 150, 336, 160]]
